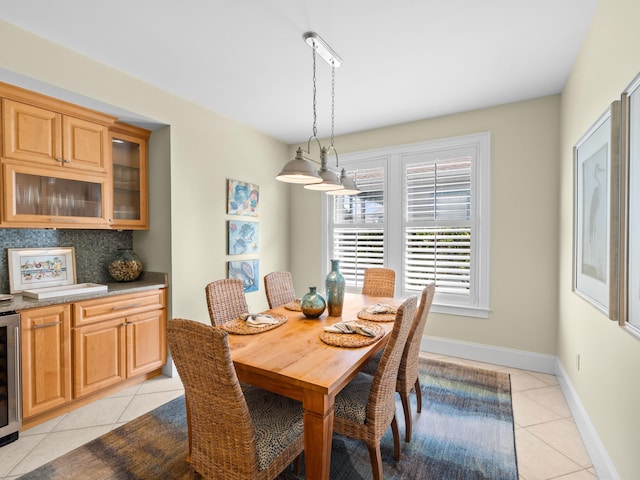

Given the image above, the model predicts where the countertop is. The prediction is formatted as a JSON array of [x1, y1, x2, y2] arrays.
[[0, 271, 168, 313]]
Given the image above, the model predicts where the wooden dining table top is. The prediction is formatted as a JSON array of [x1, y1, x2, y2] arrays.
[[227, 292, 400, 398]]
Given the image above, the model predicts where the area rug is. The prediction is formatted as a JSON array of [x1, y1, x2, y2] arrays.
[[19, 358, 517, 480]]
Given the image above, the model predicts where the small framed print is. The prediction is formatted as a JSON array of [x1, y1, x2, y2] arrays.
[[8, 247, 76, 293], [227, 179, 259, 216], [573, 101, 620, 316], [227, 259, 259, 293], [228, 220, 259, 255]]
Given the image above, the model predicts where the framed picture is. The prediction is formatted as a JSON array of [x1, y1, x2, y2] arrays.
[[8, 247, 76, 293], [227, 260, 259, 293], [573, 101, 620, 316], [620, 73, 640, 330], [228, 220, 259, 255], [227, 179, 259, 216]]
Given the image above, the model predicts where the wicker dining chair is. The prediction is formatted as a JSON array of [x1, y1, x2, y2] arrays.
[[362, 268, 396, 297], [332, 295, 417, 480], [362, 283, 436, 442], [168, 318, 304, 480], [264, 271, 296, 309], [205, 278, 249, 326]]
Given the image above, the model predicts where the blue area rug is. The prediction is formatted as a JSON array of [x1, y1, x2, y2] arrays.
[[282, 358, 518, 480], [19, 358, 517, 479]]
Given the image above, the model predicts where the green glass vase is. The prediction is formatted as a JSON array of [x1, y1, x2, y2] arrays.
[[325, 259, 345, 317], [301, 286, 326, 318]]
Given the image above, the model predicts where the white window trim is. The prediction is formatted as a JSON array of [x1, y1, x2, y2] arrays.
[[323, 132, 491, 318]]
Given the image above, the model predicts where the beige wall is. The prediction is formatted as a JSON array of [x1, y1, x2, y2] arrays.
[[559, 0, 640, 478], [0, 20, 291, 324], [3, 5, 637, 475], [291, 95, 562, 355]]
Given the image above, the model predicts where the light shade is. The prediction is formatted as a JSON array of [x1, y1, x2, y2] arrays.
[[276, 148, 323, 184], [304, 167, 344, 191], [326, 169, 361, 195]]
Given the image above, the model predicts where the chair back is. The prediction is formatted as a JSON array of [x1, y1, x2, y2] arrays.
[[367, 295, 417, 436], [264, 271, 296, 309], [362, 268, 396, 297], [398, 284, 436, 393], [205, 278, 249, 326], [168, 319, 260, 479]]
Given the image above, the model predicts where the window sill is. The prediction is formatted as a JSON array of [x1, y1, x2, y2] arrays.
[[430, 303, 490, 318]]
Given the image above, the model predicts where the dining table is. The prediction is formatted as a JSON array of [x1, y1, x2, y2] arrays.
[[227, 292, 402, 480]]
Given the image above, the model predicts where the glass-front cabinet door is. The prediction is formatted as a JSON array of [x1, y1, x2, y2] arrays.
[[1, 161, 109, 228], [109, 124, 149, 230]]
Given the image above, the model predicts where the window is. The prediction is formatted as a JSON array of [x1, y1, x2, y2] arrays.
[[325, 133, 490, 317]]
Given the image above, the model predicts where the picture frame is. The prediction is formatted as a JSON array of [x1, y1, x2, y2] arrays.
[[228, 220, 259, 255], [8, 247, 77, 293], [619, 72, 640, 330], [227, 179, 259, 217], [227, 259, 259, 293], [573, 101, 620, 316]]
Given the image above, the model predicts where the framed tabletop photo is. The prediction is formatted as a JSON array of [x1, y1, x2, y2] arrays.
[[573, 101, 621, 317], [7, 247, 77, 293]]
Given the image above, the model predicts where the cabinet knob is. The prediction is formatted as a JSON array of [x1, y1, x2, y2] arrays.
[[63, 158, 71, 163], [55, 157, 63, 163]]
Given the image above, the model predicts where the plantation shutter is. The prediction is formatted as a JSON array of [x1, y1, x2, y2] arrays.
[[331, 165, 385, 287], [404, 156, 472, 296]]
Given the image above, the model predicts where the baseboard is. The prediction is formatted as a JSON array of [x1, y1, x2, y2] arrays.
[[555, 361, 620, 480], [419, 335, 619, 479], [421, 335, 556, 374]]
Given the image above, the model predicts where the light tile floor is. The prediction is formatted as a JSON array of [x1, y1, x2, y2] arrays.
[[0, 353, 598, 479]]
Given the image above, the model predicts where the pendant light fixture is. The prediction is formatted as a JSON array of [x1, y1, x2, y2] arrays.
[[276, 31, 360, 195]]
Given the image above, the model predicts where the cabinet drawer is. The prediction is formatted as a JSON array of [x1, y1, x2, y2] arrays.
[[73, 290, 165, 327]]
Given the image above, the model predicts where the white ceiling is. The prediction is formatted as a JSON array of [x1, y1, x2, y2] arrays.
[[0, 0, 598, 144]]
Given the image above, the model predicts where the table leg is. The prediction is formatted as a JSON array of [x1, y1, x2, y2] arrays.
[[302, 390, 334, 480]]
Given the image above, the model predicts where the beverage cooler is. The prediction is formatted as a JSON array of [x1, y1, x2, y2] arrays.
[[0, 311, 20, 447]]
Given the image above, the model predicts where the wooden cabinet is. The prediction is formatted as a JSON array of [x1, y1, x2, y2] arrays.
[[0, 81, 151, 230], [2, 160, 109, 228], [19, 288, 167, 426], [19, 304, 72, 419], [73, 317, 126, 398], [73, 290, 167, 398], [109, 123, 150, 229], [2, 98, 112, 174]]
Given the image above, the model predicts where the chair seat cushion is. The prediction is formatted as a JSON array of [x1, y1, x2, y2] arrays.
[[360, 350, 382, 376], [245, 387, 304, 471], [334, 372, 373, 425]]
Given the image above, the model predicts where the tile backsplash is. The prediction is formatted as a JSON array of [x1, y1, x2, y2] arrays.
[[0, 229, 133, 293]]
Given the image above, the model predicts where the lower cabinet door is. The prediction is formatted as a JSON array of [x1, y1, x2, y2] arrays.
[[73, 318, 126, 398], [126, 310, 166, 378], [21, 304, 72, 418]]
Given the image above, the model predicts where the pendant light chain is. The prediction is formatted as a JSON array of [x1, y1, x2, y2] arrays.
[[330, 62, 336, 149], [312, 45, 318, 138]]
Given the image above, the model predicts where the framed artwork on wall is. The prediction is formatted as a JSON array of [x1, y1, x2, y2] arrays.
[[7, 247, 76, 293], [573, 101, 621, 316], [227, 259, 259, 293], [227, 179, 259, 217], [620, 73, 640, 332], [228, 220, 259, 255]]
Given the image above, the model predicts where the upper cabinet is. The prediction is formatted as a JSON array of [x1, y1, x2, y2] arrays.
[[110, 123, 150, 230], [0, 82, 151, 230], [2, 99, 112, 174]]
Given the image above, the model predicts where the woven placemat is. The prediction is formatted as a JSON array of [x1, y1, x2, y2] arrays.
[[222, 314, 288, 335], [320, 321, 385, 348], [357, 309, 397, 322], [284, 300, 302, 311]]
